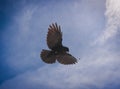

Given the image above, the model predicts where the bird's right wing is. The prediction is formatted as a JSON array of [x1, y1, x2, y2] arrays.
[[47, 23, 62, 49], [56, 52, 77, 65]]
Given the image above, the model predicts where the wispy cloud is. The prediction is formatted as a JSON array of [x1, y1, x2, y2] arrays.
[[2, 5, 42, 71], [1, 0, 120, 89], [0, 48, 120, 89], [94, 0, 120, 45]]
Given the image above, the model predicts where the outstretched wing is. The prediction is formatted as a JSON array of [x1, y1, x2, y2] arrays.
[[47, 23, 62, 49], [40, 49, 56, 64], [56, 52, 77, 65]]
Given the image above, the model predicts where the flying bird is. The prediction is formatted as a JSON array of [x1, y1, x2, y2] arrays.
[[40, 23, 77, 65]]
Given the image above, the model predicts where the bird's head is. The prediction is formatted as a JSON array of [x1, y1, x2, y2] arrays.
[[63, 46, 69, 52]]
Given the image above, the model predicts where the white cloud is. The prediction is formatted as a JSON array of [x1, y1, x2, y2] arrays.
[[3, 0, 105, 71], [94, 0, 120, 45], [0, 48, 120, 89], [1, 0, 120, 89], [3, 5, 42, 71]]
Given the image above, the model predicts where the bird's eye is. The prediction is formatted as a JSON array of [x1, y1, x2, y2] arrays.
[[55, 51, 58, 54]]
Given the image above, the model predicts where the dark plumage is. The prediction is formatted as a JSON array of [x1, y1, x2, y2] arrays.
[[40, 23, 77, 65]]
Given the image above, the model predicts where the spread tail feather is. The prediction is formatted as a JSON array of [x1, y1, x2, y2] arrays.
[[40, 49, 56, 64]]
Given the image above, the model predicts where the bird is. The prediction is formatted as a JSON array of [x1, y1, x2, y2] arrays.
[[40, 23, 77, 65]]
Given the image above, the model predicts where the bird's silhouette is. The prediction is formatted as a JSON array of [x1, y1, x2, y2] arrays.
[[40, 23, 77, 65]]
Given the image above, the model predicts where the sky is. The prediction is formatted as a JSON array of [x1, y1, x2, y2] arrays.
[[0, 0, 120, 89]]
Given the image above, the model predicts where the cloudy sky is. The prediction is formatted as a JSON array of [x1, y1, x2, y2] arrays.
[[0, 0, 120, 89]]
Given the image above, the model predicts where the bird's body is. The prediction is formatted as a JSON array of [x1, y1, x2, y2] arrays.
[[40, 23, 77, 65], [52, 45, 69, 53]]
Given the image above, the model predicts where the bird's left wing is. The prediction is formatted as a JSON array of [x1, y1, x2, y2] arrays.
[[47, 23, 62, 49]]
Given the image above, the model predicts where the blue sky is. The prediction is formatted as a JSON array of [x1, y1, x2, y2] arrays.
[[0, 0, 120, 89]]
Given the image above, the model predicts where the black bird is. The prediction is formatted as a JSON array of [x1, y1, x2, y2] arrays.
[[40, 23, 77, 65]]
